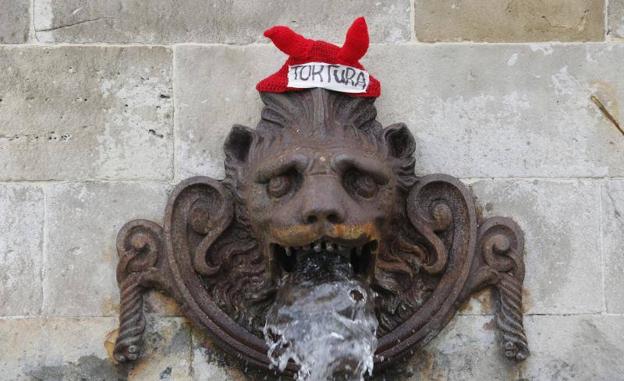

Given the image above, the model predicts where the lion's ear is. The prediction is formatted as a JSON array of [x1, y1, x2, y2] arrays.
[[383, 123, 415, 159], [224, 124, 255, 163]]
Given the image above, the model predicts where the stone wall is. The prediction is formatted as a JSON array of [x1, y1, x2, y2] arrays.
[[1, 1, 623, 380]]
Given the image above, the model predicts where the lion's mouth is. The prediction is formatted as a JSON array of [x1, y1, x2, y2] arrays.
[[271, 238, 378, 277]]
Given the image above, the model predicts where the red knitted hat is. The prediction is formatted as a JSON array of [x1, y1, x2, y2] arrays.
[[256, 17, 381, 98]]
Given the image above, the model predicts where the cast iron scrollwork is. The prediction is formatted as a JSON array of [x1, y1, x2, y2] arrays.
[[113, 220, 165, 362], [471, 217, 529, 360], [112, 88, 529, 373]]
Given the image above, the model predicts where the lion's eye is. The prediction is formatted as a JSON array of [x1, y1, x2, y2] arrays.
[[267, 175, 292, 198], [344, 170, 378, 199]]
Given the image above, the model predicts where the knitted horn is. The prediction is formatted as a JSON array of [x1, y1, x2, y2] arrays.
[[338, 17, 369, 63], [263, 26, 312, 58]]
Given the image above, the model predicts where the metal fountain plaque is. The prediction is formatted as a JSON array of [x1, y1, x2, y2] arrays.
[[112, 87, 530, 374]]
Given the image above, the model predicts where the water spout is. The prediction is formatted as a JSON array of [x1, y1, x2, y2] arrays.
[[264, 252, 378, 381]]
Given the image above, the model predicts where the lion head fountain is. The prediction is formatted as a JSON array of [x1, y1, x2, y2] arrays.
[[112, 17, 529, 380]]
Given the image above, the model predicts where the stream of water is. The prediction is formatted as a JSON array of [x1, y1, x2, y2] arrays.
[[264, 252, 378, 381]]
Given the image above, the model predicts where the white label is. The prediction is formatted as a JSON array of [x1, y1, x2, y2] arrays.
[[287, 62, 369, 93]]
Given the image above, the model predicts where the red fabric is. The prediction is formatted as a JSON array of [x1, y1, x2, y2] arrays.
[[256, 17, 381, 98]]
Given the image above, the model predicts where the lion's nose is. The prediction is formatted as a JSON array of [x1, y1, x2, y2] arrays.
[[303, 206, 345, 225], [299, 176, 346, 226]]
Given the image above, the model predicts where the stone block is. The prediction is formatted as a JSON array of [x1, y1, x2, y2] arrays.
[[34, 0, 410, 44], [470, 179, 602, 314], [0, 0, 30, 43], [43, 182, 170, 317], [177, 43, 624, 179], [0, 46, 173, 181], [519, 315, 624, 380], [174, 45, 282, 179], [0, 184, 44, 316], [414, 0, 605, 42], [603, 180, 624, 313], [368, 43, 624, 178], [397, 316, 520, 380], [608, 0, 624, 39], [0, 317, 124, 380]]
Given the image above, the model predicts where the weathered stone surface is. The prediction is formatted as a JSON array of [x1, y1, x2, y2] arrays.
[[0, 0, 30, 43], [368, 43, 624, 178], [398, 315, 624, 381], [0, 46, 173, 181], [0, 317, 190, 379], [0, 317, 125, 380], [127, 317, 192, 381], [176, 315, 624, 380], [414, 0, 605, 42], [519, 315, 624, 380], [397, 316, 519, 380], [0, 185, 44, 316], [33, 0, 410, 44], [603, 180, 624, 313], [174, 45, 282, 180], [43, 182, 170, 316], [609, 0, 624, 39], [470, 179, 602, 314], [177, 44, 624, 179]]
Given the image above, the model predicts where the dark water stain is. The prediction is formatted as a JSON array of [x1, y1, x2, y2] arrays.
[[159, 366, 172, 380], [28, 355, 128, 381]]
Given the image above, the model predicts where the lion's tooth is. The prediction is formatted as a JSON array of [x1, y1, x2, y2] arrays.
[[327, 243, 335, 252], [337, 244, 346, 252], [285, 247, 292, 256], [314, 242, 322, 252]]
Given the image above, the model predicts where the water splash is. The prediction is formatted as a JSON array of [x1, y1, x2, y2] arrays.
[[264, 252, 378, 381]]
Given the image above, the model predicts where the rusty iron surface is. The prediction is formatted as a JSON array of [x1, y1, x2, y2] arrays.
[[112, 88, 529, 372]]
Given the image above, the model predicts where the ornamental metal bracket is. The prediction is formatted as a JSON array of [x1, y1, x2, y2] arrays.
[[112, 88, 529, 373]]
